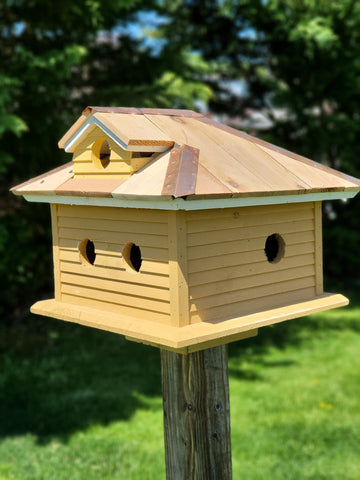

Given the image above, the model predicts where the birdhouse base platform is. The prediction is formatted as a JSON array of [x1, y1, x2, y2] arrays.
[[31, 292, 348, 353]]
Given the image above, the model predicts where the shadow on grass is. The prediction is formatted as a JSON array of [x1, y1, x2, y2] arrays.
[[1, 295, 359, 445], [228, 294, 360, 376], [0, 314, 162, 444]]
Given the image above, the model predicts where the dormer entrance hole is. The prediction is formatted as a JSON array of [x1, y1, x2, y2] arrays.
[[92, 138, 111, 169]]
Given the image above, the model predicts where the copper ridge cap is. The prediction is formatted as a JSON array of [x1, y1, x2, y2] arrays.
[[162, 144, 200, 198]]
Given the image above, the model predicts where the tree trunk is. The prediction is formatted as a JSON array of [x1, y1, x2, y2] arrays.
[[161, 345, 232, 480]]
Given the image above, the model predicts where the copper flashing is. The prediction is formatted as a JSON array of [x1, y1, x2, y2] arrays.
[[162, 145, 200, 198]]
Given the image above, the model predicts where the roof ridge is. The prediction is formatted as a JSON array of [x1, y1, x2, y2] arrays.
[[84, 106, 204, 118]]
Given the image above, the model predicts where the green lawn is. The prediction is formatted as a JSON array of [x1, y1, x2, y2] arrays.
[[1, 301, 359, 479]]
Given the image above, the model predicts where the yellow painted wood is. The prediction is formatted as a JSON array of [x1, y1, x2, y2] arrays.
[[190, 265, 315, 300], [54, 203, 173, 325], [188, 252, 315, 286], [110, 148, 132, 161], [72, 149, 93, 162], [187, 219, 314, 247], [190, 276, 315, 313], [73, 161, 132, 175], [187, 206, 314, 234], [61, 282, 170, 313], [58, 204, 168, 224], [187, 202, 313, 222], [59, 238, 168, 262], [72, 126, 135, 178], [58, 215, 169, 235], [188, 231, 314, 261], [31, 293, 348, 350], [50, 204, 61, 301], [60, 262, 169, 289], [188, 248, 315, 274], [61, 293, 170, 323], [168, 211, 190, 327], [190, 287, 317, 324], [130, 156, 155, 173], [59, 249, 169, 275], [314, 201, 324, 295], [58, 227, 168, 248]]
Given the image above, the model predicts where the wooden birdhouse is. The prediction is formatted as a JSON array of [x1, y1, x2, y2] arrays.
[[12, 107, 360, 353]]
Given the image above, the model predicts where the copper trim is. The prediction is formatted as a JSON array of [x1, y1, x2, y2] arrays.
[[162, 145, 199, 198]]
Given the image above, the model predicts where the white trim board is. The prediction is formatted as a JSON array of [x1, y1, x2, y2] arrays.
[[23, 190, 358, 211], [64, 116, 170, 153]]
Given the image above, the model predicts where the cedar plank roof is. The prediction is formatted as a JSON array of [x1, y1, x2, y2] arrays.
[[12, 106, 360, 200]]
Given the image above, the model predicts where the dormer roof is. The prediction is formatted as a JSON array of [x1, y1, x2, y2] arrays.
[[11, 106, 360, 209]]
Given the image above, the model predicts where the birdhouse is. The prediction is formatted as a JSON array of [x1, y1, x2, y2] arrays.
[[12, 107, 360, 353]]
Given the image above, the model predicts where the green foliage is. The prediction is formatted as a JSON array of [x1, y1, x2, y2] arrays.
[[0, 1, 212, 320], [159, 0, 360, 289]]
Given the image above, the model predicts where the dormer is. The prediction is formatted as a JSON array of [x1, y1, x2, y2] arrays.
[[59, 108, 175, 178]]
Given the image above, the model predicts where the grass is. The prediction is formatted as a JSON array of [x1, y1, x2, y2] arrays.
[[0, 300, 360, 479]]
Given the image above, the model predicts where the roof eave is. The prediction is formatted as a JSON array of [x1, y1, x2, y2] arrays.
[[21, 188, 359, 211]]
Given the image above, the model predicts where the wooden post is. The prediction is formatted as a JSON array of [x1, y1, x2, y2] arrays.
[[161, 345, 232, 480]]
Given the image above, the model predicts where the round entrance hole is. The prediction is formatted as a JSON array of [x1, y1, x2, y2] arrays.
[[122, 242, 142, 272], [264, 233, 285, 263], [92, 138, 111, 169], [79, 238, 96, 265]]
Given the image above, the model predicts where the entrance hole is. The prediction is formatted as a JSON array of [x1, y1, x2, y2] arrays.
[[122, 242, 142, 272], [264, 233, 285, 264], [79, 238, 96, 265]]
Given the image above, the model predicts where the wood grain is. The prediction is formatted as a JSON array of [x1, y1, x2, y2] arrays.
[[161, 346, 232, 479]]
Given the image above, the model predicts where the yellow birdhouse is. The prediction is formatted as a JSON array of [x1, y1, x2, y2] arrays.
[[11, 107, 360, 353]]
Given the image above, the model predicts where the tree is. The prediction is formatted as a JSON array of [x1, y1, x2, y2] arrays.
[[158, 0, 360, 291], [0, 0, 211, 320]]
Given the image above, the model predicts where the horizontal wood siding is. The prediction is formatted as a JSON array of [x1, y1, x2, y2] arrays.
[[187, 203, 317, 323], [57, 204, 170, 323], [72, 126, 133, 178]]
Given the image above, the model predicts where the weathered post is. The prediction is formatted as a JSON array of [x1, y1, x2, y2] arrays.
[[161, 345, 232, 480]]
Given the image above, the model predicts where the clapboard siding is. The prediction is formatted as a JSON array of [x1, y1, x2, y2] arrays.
[[59, 204, 168, 223], [190, 287, 316, 324], [59, 249, 169, 275], [187, 203, 318, 323], [188, 230, 314, 261], [72, 126, 133, 178], [57, 204, 171, 322]]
